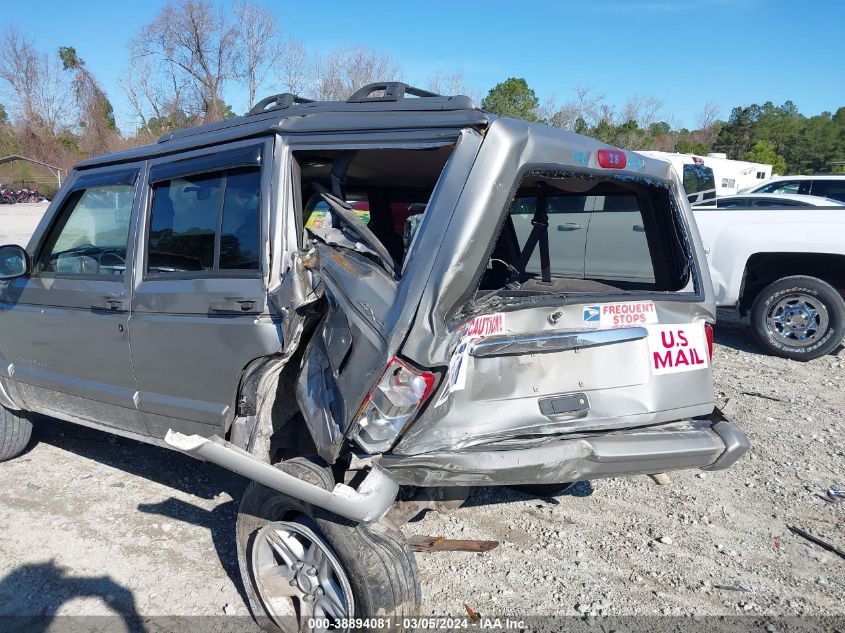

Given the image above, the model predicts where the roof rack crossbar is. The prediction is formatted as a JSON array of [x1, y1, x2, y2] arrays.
[[248, 93, 314, 116], [346, 82, 439, 103]]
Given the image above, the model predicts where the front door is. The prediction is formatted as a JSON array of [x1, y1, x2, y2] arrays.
[[129, 141, 281, 438], [0, 167, 146, 433]]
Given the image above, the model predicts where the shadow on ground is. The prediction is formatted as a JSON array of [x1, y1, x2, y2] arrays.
[[29, 416, 249, 607], [0, 560, 146, 632]]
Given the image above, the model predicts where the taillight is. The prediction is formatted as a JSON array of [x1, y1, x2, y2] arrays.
[[705, 323, 714, 361], [597, 149, 627, 169], [351, 357, 436, 453]]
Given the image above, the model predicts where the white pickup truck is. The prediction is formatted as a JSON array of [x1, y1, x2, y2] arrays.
[[693, 206, 845, 360]]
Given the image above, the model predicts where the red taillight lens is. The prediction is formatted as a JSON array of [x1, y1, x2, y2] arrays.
[[705, 323, 714, 361], [597, 149, 627, 169], [352, 357, 437, 453]]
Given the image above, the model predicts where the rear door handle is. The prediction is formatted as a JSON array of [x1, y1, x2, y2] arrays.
[[209, 297, 264, 313], [633, 224, 645, 232], [557, 223, 583, 231]]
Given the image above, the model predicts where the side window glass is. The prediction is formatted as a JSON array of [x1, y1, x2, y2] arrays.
[[147, 167, 261, 275], [35, 183, 135, 277]]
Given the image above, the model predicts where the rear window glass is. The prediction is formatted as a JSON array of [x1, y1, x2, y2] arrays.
[[682, 164, 716, 201], [477, 173, 692, 301]]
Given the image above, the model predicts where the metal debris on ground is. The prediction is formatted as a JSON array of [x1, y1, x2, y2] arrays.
[[407, 535, 499, 553], [740, 391, 786, 402], [787, 525, 845, 560]]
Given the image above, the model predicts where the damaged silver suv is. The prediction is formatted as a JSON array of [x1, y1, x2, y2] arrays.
[[0, 83, 748, 631]]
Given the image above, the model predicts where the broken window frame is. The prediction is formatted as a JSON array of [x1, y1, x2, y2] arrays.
[[459, 166, 703, 319], [284, 131, 465, 280]]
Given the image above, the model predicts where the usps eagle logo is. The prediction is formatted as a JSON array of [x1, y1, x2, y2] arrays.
[[583, 306, 601, 325]]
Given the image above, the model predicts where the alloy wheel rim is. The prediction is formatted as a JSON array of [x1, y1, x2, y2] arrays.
[[252, 519, 354, 631], [766, 293, 829, 347]]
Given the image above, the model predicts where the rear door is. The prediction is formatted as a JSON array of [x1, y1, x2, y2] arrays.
[[0, 167, 146, 433], [130, 140, 282, 438], [393, 121, 715, 454]]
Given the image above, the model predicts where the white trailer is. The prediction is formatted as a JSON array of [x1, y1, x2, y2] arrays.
[[639, 151, 772, 197]]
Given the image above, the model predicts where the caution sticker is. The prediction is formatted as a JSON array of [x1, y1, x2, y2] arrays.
[[445, 313, 505, 396], [647, 323, 710, 375], [583, 301, 658, 329]]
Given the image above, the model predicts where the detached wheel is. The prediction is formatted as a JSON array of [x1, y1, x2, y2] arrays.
[[750, 275, 845, 361], [0, 405, 32, 462], [237, 457, 420, 632]]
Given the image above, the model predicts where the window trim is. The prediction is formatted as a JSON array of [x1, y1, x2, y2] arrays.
[[143, 155, 264, 281], [31, 170, 139, 281], [460, 165, 703, 318]]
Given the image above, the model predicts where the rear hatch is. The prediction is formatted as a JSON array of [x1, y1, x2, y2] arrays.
[[393, 144, 716, 455]]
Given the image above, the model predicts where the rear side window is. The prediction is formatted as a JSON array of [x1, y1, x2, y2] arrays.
[[810, 180, 845, 203], [147, 167, 261, 275], [478, 173, 691, 300]]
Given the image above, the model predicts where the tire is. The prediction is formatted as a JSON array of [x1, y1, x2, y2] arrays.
[[0, 405, 33, 462], [237, 456, 421, 633], [750, 275, 845, 361]]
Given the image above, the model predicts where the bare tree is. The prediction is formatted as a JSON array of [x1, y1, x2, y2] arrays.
[[275, 37, 309, 96], [0, 26, 71, 134], [235, 1, 279, 109], [311, 45, 401, 101], [134, 0, 240, 121], [621, 95, 663, 129], [426, 70, 469, 96]]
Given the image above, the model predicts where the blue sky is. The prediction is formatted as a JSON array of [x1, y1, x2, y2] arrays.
[[4, 0, 843, 134]]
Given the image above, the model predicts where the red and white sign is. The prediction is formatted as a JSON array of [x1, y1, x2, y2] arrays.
[[464, 313, 505, 338], [647, 323, 710, 375], [584, 301, 658, 329]]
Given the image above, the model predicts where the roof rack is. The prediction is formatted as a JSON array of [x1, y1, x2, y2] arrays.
[[247, 93, 314, 116], [347, 82, 439, 103]]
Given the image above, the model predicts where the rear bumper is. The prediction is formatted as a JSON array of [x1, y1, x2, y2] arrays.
[[379, 409, 748, 487]]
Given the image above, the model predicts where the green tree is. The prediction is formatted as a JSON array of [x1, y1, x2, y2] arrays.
[[481, 78, 540, 121], [745, 140, 786, 175]]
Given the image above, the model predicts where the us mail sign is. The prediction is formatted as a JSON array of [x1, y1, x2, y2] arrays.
[[647, 323, 709, 375]]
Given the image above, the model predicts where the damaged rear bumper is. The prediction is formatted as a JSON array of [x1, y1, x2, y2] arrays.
[[164, 430, 398, 523], [378, 410, 748, 487]]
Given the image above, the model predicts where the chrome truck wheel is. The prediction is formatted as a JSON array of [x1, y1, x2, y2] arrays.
[[751, 275, 845, 361]]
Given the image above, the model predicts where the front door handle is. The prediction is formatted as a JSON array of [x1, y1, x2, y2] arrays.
[[93, 295, 126, 311], [209, 297, 264, 313], [633, 224, 645, 232], [557, 223, 583, 231]]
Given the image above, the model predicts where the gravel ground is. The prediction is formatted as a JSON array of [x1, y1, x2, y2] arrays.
[[0, 205, 842, 625]]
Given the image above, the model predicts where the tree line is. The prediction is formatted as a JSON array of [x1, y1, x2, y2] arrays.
[[481, 78, 845, 175], [0, 1, 841, 197]]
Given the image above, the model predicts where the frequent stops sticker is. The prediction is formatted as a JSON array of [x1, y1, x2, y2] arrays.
[[583, 301, 658, 329], [647, 323, 710, 375]]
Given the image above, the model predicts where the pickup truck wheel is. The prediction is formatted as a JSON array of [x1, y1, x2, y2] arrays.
[[237, 457, 421, 632], [0, 405, 33, 462], [750, 275, 845, 361]]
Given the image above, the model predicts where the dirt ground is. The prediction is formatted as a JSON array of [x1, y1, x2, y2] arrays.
[[0, 205, 842, 626]]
